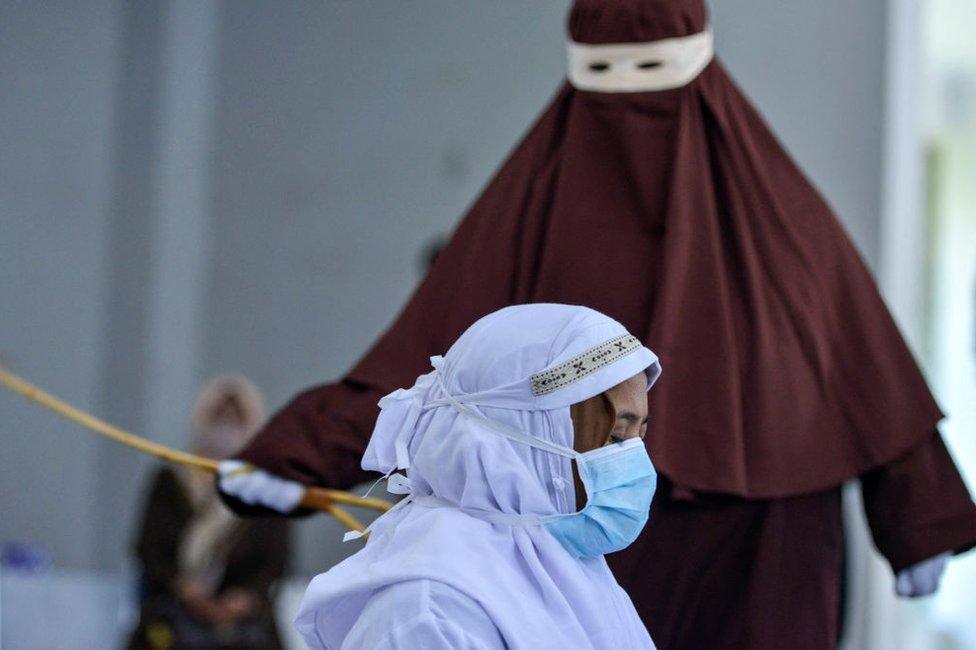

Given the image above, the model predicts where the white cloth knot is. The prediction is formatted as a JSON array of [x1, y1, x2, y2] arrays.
[[374, 371, 439, 471], [387, 473, 412, 495]]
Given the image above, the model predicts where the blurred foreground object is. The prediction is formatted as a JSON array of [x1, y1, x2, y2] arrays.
[[1, 542, 52, 575]]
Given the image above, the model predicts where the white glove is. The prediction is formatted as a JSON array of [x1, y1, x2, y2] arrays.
[[218, 459, 305, 513], [895, 551, 950, 598]]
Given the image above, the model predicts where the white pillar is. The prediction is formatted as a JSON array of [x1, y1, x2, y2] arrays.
[[879, 0, 928, 348], [144, 0, 219, 451], [92, 0, 220, 573], [842, 1, 935, 648]]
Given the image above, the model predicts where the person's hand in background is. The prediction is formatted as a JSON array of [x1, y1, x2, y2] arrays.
[[174, 576, 220, 623], [212, 588, 258, 625]]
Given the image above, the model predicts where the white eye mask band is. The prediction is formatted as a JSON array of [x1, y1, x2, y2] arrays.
[[567, 27, 714, 93]]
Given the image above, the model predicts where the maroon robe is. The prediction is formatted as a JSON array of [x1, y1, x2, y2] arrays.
[[227, 1, 976, 647]]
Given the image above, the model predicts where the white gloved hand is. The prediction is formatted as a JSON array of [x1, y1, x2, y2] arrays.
[[895, 552, 950, 598], [218, 459, 305, 513]]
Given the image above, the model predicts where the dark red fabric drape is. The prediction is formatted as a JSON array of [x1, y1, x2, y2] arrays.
[[228, 4, 976, 647], [239, 0, 942, 498]]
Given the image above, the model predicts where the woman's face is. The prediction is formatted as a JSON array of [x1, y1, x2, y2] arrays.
[[569, 372, 649, 509], [571, 372, 649, 453]]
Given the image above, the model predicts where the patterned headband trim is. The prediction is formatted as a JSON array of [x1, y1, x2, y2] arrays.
[[530, 333, 643, 396]]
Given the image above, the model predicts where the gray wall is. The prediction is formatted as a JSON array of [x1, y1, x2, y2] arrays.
[[711, 1, 886, 264], [0, 1, 120, 570], [1, 1, 890, 574]]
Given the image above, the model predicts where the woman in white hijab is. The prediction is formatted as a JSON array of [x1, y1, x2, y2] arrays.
[[296, 304, 662, 649]]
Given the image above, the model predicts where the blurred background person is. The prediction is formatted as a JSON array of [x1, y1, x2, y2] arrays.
[[127, 377, 289, 650]]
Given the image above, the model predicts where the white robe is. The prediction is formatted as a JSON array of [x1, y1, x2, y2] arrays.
[[342, 579, 504, 649]]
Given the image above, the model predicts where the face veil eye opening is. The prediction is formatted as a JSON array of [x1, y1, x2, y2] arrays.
[[588, 61, 611, 73], [636, 60, 664, 70]]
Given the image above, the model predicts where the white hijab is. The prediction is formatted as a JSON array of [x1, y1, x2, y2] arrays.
[[296, 304, 661, 649]]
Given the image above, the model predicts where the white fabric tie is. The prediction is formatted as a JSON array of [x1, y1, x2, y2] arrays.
[[375, 361, 442, 471], [567, 27, 713, 93], [433, 370, 581, 461], [343, 473, 414, 543]]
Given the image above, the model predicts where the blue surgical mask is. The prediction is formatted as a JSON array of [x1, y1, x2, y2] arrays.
[[544, 437, 656, 558]]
